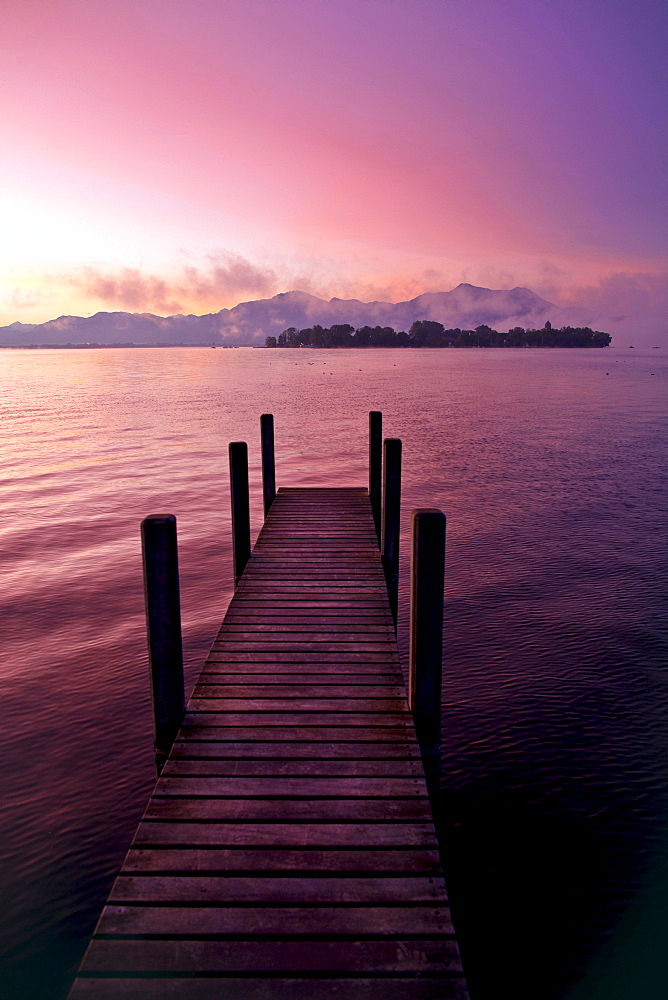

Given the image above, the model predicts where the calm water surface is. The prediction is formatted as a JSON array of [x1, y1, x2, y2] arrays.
[[0, 347, 666, 999]]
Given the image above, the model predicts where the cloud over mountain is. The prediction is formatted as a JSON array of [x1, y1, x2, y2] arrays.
[[0, 282, 648, 347], [73, 253, 280, 314]]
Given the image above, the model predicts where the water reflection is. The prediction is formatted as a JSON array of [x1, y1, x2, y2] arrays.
[[0, 346, 666, 999]]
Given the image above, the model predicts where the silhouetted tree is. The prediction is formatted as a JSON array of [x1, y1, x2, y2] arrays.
[[330, 324, 354, 346], [409, 320, 445, 346], [270, 321, 610, 350]]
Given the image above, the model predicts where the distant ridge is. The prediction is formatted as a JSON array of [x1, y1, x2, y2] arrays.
[[0, 283, 591, 346]]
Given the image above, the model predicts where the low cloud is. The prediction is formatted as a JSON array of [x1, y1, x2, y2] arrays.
[[74, 252, 280, 314], [544, 271, 667, 346], [555, 272, 667, 319], [328, 271, 454, 304], [77, 267, 183, 313], [181, 252, 278, 302]]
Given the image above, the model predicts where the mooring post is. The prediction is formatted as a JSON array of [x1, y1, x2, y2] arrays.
[[229, 441, 251, 587], [260, 413, 276, 518], [409, 508, 446, 797], [381, 437, 402, 630], [141, 514, 185, 774], [369, 411, 382, 545]]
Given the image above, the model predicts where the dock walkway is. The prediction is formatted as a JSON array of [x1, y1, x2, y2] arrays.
[[70, 487, 468, 998]]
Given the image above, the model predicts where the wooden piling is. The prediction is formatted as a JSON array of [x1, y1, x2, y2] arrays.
[[140, 514, 185, 771], [409, 509, 446, 791], [260, 413, 276, 518], [229, 441, 251, 587], [369, 411, 382, 545], [381, 437, 402, 630]]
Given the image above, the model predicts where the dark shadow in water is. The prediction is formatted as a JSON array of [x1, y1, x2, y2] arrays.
[[440, 707, 668, 1000]]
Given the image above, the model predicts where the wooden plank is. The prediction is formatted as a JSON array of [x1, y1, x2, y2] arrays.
[[178, 726, 414, 740], [216, 624, 392, 633], [196, 680, 403, 691], [222, 604, 391, 610], [192, 685, 406, 698], [242, 559, 380, 565], [133, 822, 438, 847], [198, 675, 404, 684], [187, 699, 408, 712], [233, 584, 384, 590], [205, 651, 396, 661], [213, 631, 391, 656], [154, 776, 428, 797], [233, 590, 384, 596], [219, 614, 392, 622], [200, 669, 402, 680], [123, 847, 442, 872], [203, 652, 401, 662], [169, 741, 421, 758], [70, 979, 469, 1000], [161, 759, 423, 775], [254, 529, 376, 535], [252, 544, 375, 551], [236, 580, 382, 587], [238, 571, 380, 576], [204, 661, 398, 671], [96, 903, 454, 936], [109, 875, 448, 904], [210, 642, 395, 652], [239, 568, 380, 575], [225, 603, 388, 611], [80, 938, 462, 973], [144, 799, 434, 821], [193, 690, 407, 700], [182, 713, 413, 726]]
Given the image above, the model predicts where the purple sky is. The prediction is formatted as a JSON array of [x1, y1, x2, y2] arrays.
[[1, 0, 665, 342]]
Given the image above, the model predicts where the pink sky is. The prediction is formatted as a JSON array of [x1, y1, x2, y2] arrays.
[[1, 0, 665, 339]]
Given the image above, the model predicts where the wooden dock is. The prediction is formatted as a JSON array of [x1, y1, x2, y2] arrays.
[[70, 486, 468, 998]]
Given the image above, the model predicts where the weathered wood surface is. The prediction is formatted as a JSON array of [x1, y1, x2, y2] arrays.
[[70, 487, 467, 999]]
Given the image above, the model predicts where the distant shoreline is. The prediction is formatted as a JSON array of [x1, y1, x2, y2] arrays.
[[0, 343, 619, 351], [0, 321, 615, 351], [0, 343, 240, 350]]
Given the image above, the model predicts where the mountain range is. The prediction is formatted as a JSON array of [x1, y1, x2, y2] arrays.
[[0, 284, 601, 347]]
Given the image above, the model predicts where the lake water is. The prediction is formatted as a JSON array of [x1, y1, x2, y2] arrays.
[[0, 346, 666, 999]]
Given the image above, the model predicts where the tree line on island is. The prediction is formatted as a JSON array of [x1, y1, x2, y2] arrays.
[[265, 320, 611, 349]]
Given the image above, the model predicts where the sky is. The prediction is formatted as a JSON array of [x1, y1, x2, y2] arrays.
[[1, 0, 666, 338]]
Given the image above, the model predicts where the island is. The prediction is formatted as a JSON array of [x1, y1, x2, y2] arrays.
[[265, 320, 612, 349]]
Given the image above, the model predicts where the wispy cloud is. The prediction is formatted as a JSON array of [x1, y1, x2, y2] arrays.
[[1, 287, 49, 311]]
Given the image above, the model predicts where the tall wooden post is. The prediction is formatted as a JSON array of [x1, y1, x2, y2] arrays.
[[381, 437, 402, 630], [260, 413, 276, 518], [229, 441, 251, 587], [409, 508, 446, 793], [141, 514, 185, 773], [369, 411, 382, 546]]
